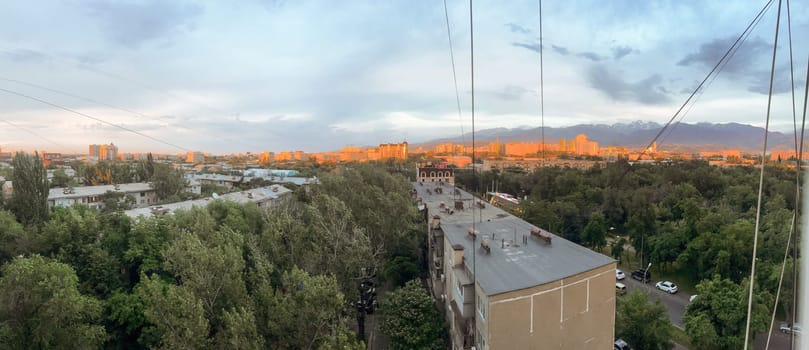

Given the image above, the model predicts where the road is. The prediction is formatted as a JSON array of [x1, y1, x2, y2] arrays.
[[620, 276, 793, 349]]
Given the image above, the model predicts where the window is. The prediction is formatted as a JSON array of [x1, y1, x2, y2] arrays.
[[430, 171, 436, 177]]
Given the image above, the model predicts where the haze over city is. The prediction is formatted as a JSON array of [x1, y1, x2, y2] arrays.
[[1, 0, 807, 154]]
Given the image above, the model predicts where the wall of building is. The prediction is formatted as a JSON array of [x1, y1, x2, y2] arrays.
[[484, 263, 616, 350]]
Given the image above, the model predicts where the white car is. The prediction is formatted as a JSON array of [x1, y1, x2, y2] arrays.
[[655, 281, 678, 294], [616, 269, 626, 280], [689, 294, 698, 303], [780, 323, 801, 335]]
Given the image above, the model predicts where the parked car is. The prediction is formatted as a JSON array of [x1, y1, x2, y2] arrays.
[[616, 282, 627, 296], [689, 294, 698, 303], [655, 281, 678, 294], [631, 269, 652, 283], [780, 323, 802, 335], [614, 339, 631, 350], [616, 269, 626, 280]]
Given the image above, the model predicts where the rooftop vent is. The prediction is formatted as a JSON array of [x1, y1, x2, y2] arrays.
[[480, 239, 491, 254], [530, 227, 552, 245]]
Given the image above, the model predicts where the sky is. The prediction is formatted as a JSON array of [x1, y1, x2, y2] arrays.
[[0, 0, 808, 154]]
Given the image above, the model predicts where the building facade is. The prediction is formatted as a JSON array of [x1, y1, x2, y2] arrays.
[[417, 163, 455, 184], [48, 183, 157, 210], [89, 143, 119, 161]]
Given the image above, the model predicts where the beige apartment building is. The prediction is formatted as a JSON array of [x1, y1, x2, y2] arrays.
[[414, 182, 616, 350]]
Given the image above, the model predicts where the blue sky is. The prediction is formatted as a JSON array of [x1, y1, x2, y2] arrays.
[[0, 0, 807, 154]]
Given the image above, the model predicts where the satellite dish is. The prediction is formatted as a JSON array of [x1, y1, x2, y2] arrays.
[[212, 192, 219, 199]]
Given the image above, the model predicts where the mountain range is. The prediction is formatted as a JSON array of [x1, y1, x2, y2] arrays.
[[416, 121, 797, 152]]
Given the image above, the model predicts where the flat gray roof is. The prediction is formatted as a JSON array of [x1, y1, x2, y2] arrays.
[[414, 182, 614, 296], [49, 183, 153, 200], [124, 185, 291, 218]]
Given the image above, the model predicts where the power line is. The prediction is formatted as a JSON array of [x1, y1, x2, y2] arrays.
[[0, 48, 236, 118], [0, 76, 152, 119], [443, 0, 466, 156], [538, 0, 546, 165], [0, 87, 191, 152], [469, 0, 478, 345], [744, 0, 782, 347], [637, 0, 775, 160], [0, 118, 64, 148], [784, 0, 800, 347], [0, 76, 267, 151]]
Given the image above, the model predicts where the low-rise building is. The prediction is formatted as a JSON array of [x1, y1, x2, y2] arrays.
[[48, 183, 157, 210], [186, 174, 243, 189], [417, 163, 455, 184], [414, 182, 615, 350], [124, 185, 292, 218]]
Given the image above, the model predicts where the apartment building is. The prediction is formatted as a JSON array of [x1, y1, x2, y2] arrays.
[[414, 182, 616, 350], [186, 174, 243, 189], [124, 185, 292, 218], [48, 183, 157, 210]]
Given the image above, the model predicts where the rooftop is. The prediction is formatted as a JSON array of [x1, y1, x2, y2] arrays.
[[49, 183, 153, 199], [124, 185, 292, 218], [186, 174, 244, 182], [413, 182, 614, 296]]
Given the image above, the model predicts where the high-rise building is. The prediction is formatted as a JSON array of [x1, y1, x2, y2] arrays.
[[89, 143, 118, 161], [260, 151, 275, 164], [378, 141, 408, 160], [186, 151, 205, 163]]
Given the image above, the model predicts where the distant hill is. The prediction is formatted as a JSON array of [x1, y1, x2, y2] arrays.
[[416, 121, 795, 152]]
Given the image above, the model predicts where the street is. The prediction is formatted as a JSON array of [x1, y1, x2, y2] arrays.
[[620, 276, 793, 350]]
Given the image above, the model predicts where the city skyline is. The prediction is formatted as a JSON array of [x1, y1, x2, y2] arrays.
[[1, 1, 807, 153]]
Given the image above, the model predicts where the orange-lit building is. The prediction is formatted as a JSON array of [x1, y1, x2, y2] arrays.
[[379, 141, 408, 160], [186, 151, 205, 163], [439, 155, 472, 168], [559, 134, 599, 156], [339, 146, 364, 162], [504, 142, 539, 157], [89, 143, 118, 161], [436, 143, 466, 155], [260, 151, 274, 164]]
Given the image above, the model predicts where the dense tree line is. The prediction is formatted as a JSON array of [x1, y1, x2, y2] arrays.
[[457, 159, 798, 346], [0, 163, 438, 349]]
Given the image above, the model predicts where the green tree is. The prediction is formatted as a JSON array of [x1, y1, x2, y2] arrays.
[[137, 274, 210, 349], [100, 191, 136, 213], [164, 230, 248, 322], [615, 290, 673, 350], [150, 163, 188, 201], [214, 307, 264, 350], [50, 168, 73, 187], [9, 152, 49, 226], [0, 255, 106, 349], [104, 291, 147, 349], [582, 212, 607, 250], [261, 268, 354, 349], [684, 275, 770, 350], [0, 210, 38, 262], [380, 280, 445, 350]]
